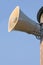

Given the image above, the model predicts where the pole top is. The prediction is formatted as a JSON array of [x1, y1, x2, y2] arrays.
[[37, 6, 43, 23]]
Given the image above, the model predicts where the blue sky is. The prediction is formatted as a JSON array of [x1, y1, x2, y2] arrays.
[[0, 0, 43, 65]]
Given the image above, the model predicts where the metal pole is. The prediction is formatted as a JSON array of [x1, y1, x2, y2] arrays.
[[40, 24, 43, 65], [40, 40, 43, 65]]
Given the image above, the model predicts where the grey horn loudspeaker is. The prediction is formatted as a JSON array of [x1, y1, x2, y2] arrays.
[[8, 6, 40, 36]]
